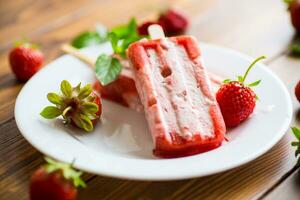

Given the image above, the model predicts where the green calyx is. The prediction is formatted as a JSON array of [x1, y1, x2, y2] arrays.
[[14, 38, 39, 49], [40, 80, 99, 132], [283, 0, 294, 9], [291, 127, 300, 166], [44, 157, 86, 188], [223, 56, 266, 88]]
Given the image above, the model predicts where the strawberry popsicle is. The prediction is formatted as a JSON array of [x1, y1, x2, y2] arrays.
[[93, 64, 223, 112], [127, 36, 226, 158]]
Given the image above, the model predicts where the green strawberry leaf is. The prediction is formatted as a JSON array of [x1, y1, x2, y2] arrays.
[[79, 114, 93, 132], [248, 80, 261, 87], [61, 80, 73, 97], [47, 93, 63, 105], [292, 127, 300, 140], [78, 84, 92, 99], [223, 79, 231, 83], [95, 54, 122, 85], [40, 106, 62, 119], [81, 102, 99, 114], [237, 76, 244, 82], [44, 157, 86, 188]]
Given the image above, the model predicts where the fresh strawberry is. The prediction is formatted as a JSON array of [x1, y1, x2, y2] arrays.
[[30, 157, 86, 200], [295, 80, 300, 102], [40, 80, 102, 132], [158, 9, 189, 36], [285, 0, 300, 32], [216, 56, 265, 127], [9, 41, 44, 81]]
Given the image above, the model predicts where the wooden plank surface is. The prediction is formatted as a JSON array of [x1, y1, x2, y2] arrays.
[[0, 0, 299, 199]]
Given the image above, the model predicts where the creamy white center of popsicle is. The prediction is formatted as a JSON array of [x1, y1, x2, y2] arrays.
[[146, 38, 214, 139]]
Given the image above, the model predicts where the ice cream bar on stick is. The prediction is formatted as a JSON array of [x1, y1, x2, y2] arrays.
[[127, 25, 226, 158], [61, 43, 223, 113]]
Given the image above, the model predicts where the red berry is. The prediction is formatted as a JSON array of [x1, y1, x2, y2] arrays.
[[295, 80, 300, 102], [216, 81, 256, 127], [30, 167, 77, 200], [215, 56, 265, 127], [158, 9, 189, 36], [29, 157, 85, 200], [9, 44, 44, 81], [290, 0, 300, 32]]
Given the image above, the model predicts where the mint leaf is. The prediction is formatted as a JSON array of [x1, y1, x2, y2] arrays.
[[72, 32, 102, 49], [40, 106, 62, 119], [95, 54, 122, 85], [290, 44, 300, 55], [109, 18, 144, 58]]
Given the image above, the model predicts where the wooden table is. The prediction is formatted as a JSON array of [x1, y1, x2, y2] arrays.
[[1, 0, 300, 199]]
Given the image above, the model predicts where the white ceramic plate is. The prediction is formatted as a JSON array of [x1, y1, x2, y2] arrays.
[[15, 42, 293, 181]]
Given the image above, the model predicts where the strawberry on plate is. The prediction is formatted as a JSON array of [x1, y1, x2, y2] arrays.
[[30, 157, 86, 200], [216, 56, 266, 127], [9, 41, 44, 81], [40, 80, 102, 132]]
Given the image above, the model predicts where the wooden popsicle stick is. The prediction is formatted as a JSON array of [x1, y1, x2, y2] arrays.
[[61, 44, 96, 67], [148, 24, 165, 39]]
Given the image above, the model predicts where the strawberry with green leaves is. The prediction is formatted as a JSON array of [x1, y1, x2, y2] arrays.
[[9, 40, 44, 81], [30, 157, 86, 200], [40, 80, 102, 132], [216, 56, 265, 127]]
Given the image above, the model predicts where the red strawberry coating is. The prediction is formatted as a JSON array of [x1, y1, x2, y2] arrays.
[[9, 45, 44, 81], [30, 168, 77, 200], [295, 80, 300, 102], [216, 81, 256, 127]]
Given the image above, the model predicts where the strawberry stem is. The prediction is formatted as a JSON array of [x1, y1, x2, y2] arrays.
[[242, 56, 266, 83], [62, 106, 72, 118]]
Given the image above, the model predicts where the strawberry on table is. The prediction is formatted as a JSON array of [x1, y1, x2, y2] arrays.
[[158, 8, 189, 36], [9, 41, 44, 81], [137, 8, 189, 37], [285, 0, 300, 32], [216, 56, 266, 127], [40, 80, 102, 132], [295, 80, 300, 102], [30, 157, 86, 200]]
